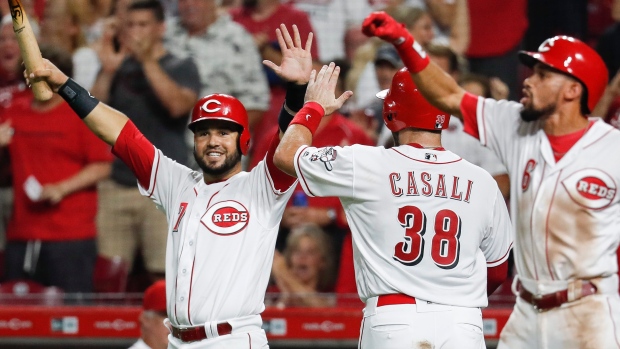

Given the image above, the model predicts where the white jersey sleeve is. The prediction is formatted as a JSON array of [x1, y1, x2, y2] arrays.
[[480, 188, 513, 267], [475, 97, 531, 170], [294, 145, 356, 199], [137, 148, 199, 218]]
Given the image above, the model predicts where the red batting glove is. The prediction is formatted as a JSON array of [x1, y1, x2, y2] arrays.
[[362, 11, 430, 73], [362, 11, 411, 45]]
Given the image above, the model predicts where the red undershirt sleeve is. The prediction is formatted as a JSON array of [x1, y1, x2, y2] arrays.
[[460, 92, 480, 139], [265, 131, 297, 192], [487, 259, 509, 296], [111, 120, 156, 189]]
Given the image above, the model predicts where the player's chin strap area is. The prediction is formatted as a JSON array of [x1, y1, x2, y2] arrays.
[[512, 275, 617, 312]]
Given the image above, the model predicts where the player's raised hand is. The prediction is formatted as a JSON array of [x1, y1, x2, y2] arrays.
[[305, 63, 353, 116], [362, 11, 411, 45], [263, 24, 313, 85], [24, 59, 69, 93]]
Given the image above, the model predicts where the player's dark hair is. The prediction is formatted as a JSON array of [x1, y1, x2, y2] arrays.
[[128, 0, 165, 22], [40, 44, 74, 78]]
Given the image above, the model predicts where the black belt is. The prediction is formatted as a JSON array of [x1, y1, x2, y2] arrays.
[[170, 322, 232, 343]]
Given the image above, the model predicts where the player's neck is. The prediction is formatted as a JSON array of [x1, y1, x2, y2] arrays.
[[542, 102, 589, 136], [396, 129, 442, 148]]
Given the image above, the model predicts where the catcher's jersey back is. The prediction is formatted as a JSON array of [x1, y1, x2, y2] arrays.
[[295, 144, 513, 307]]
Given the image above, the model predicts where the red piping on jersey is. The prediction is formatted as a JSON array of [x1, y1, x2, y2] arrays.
[[529, 163, 546, 280], [390, 148, 463, 164], [544, 170, 562, 281], [187, 257, 196, 326], [193, 187, 198, 196], [248, 333, 252, 348], [487, 242, 513, 264], [295, 146, 317, 197], [607, 298, 620, 348], [148, 153, 160, 198], [358, 317, 365, 349]]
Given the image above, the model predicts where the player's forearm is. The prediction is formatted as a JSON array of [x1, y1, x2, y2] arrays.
[[54, 161, 111, 198], [83, 103, 130, 146], [274, 124, 311, 177], [411, 63, 466, 119], [142, 61, 197, 118]]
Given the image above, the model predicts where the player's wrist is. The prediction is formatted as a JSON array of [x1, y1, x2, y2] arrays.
[[395, 35, 430, 73], [58, 79, 100, 119], [289, 102, 324, 135], [278, 82, 309, 132]]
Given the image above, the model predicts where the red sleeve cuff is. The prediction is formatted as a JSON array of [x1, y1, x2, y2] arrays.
[[460, 92, 480, 139], [112, 120, 156, 189]]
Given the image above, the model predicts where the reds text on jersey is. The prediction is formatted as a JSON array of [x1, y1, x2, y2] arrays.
[[470, 97, 620, 294], [138, 149, 295, 326], [294, 144, 513, 307]]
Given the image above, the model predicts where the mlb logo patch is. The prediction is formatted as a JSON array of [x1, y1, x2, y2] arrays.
[[424, 153, 437, 162]]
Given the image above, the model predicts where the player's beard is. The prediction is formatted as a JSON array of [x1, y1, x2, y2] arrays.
[[194, 147, 242, 177], [520, 102, 555, 122]]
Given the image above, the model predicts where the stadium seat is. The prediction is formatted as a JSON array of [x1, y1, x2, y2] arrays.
[[0, 279, 64, 305], [93, 255, 129, 293]]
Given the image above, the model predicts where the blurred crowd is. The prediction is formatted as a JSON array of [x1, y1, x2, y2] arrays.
[[0, 0, 619, 307]]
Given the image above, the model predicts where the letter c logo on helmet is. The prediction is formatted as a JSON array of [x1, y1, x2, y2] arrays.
[[201, 99, 222, 113]]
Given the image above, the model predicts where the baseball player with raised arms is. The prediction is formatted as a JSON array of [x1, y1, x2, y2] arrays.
[[25, 25, 315, 348], [362, 11, 620, 349], [273, 62, 513, 347]]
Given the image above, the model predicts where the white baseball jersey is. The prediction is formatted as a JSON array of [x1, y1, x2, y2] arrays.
[[137, 149, 296, 326], [442, 118, 507, 177], [467, 96, 620, 294], [294, 144, 513, 307]]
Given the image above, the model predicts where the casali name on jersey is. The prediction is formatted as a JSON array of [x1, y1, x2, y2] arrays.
[[388, 171, 474, 203]]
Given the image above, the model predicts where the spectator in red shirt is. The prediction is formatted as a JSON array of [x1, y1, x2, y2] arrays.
[[0, 46, 112, 292], [0, 16, 34, 253]]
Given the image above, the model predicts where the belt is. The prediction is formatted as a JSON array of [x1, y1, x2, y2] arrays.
[[517, 280, 597, 312], [377, 294, 417, 307], [170, 322, 232, 343]]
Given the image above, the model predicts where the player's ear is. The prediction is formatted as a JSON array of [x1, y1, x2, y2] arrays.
[[563, 79, 583, 105]]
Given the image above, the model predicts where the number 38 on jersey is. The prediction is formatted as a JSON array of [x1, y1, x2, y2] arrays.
[[393, 205, 461, 269]]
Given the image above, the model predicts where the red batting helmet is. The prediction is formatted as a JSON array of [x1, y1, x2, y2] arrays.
[[377, 68, 450, 132], [189, 94, 251, 155], [518, 36, 609, 113]]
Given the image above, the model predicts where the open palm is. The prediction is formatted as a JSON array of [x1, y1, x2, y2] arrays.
[[263, 24, 314, 85]]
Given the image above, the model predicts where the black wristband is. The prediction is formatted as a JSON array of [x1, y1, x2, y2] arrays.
[[278, 82, 308, 132], [58, 78, 100, 119]]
